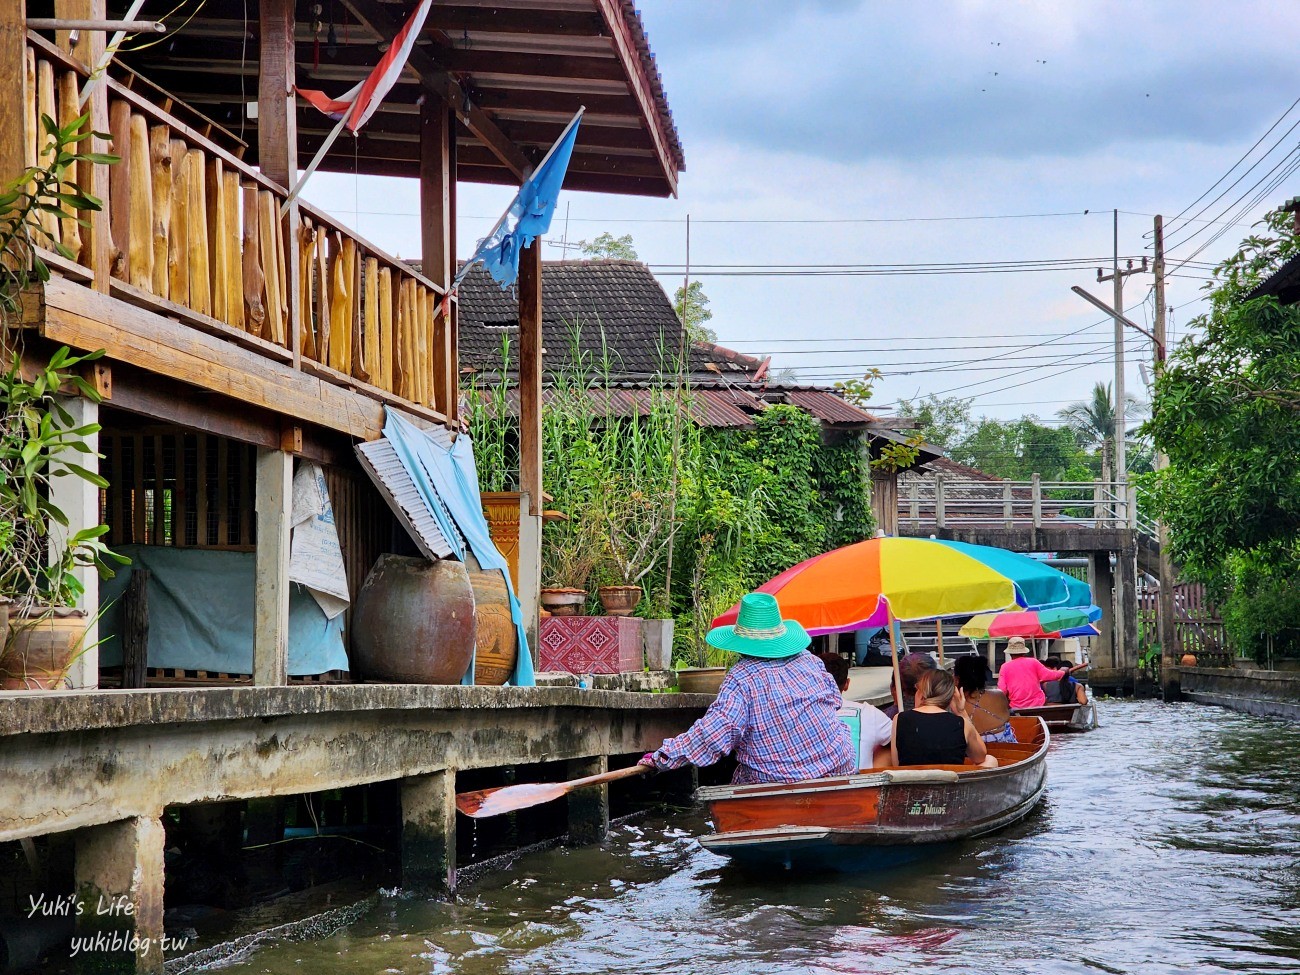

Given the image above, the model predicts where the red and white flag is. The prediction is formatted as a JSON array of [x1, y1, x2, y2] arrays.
[[296, 0, 431, 133]]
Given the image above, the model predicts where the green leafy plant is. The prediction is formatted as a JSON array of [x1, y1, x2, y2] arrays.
[[0, 112, 117, 319], [0, 111, 124, 678]]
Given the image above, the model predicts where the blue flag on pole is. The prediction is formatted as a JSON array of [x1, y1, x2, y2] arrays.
[[458, 111, 582, 290]]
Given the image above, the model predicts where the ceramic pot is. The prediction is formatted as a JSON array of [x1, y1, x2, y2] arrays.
[[465, 559, 518, 686], [598, 585, 642, 617], [1, 607, 89, 690], [677, 666, 727, 695], [1180, 653, 1198, 668], [540, 588, 586, 617], [641, 618, 675, 670], [351, 555, 476, 683]]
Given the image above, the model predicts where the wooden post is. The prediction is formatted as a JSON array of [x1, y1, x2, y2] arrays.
[[1153, 214, 1180, 701], [887, 610, 903, 712], [0, 4, 25, 191], [253, 448, 291, 686], [933, 475, 945, 529], [519, 241, 543, 517], [420, 101, 456, 414], [518, 490, 541, 659], [121, 567, 150, 688], [935, 619, 944, 663], [259, 0, 301, 366], [56, 0, 112, 290]]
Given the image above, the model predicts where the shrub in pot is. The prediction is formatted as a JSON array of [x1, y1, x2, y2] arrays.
[[0, 348, 124, 689]]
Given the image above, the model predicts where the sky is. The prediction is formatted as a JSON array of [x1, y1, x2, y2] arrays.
[[303, 0, 1300, 423]]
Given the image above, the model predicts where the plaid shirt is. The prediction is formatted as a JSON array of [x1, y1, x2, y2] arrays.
[[652, 652, 856, 784]]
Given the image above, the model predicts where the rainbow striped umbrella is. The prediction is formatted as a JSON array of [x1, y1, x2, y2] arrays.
[[711, 537, 1092, 636], [959, 605, 1102, 640]]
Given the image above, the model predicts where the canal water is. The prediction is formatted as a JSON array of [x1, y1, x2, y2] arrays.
[[222, 701, 1300, 974]]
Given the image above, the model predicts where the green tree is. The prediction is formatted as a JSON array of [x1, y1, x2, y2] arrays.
[[1146, 210, 1300, 659], [579, 232, 638, 259], [673, 279, 715, 343], [896, 394, 974, 450], [953, 417, 1090, 481], [1056, 381, 1147, 480]]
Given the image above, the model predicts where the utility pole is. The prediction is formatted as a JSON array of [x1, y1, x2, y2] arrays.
[[1095, 210, 1147, 486], [1153, 215, 1180, 702], [1091, 210, 1147, 677]]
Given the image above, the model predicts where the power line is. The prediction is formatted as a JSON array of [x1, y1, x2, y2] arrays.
[[1164, 94, 1300, 237], [336, 208, 1109, 226]]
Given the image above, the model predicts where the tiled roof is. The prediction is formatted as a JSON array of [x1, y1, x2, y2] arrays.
[[456, 260, 762, 381]]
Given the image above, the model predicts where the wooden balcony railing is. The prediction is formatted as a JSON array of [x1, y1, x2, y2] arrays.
[[25, 32, 449, 423], [900, 476, 1140, 531]]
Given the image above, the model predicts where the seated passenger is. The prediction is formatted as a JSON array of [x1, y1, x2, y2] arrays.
[[954, 654, 1018, 743], [892, 669, 997, 769], [1042, 655, 1088, 705], [997, 637, 1088, 709], [816, 651, 893, 770], [882, 651, 938, 718]]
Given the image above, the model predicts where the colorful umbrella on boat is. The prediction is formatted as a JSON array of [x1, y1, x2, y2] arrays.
[[958, 605, 1102, 640], [710, 537, 1092, 636]]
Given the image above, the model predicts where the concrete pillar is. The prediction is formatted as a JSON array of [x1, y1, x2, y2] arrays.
[[401, 770, 456, 898], [253, 448, 292, 685], [566, 755, 609, 845], [50, 396, 100, 689], [1117, 545, 1140, 671], [74, 816, 166, 974], [1089, 552, 1115, 669], [518, 492, 542, 662]]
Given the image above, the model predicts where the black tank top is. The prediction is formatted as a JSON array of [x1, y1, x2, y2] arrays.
[[895, 710, 967, 766]]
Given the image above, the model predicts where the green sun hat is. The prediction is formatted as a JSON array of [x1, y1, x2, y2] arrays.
[[705, 592, 811, 659]]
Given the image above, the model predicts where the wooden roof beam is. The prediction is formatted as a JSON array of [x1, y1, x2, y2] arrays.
[[335, 0, 530, 179], [592, 0, 677, 194]]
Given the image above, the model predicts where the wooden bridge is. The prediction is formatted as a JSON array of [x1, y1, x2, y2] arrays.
[[895, 476, 1153, 673]]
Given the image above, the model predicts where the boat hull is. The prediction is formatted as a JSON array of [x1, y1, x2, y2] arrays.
[[1011, 701, 1097, 733], [696, 716, 1049, 871]]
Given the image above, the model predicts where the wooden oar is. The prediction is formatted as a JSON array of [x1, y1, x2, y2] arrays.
[[456, 764, 650, 819]]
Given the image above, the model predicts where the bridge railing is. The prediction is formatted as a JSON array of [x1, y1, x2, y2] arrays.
[[900, 476, 1139, 531]]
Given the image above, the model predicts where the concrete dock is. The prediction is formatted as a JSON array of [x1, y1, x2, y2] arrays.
[[0, 685, 710, 972]]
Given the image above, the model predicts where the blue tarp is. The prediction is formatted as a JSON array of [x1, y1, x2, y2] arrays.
[[100, 545, 349, 676], [382, 410, 535, 686]]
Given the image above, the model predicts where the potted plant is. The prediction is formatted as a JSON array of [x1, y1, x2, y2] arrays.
[[540, 515, 602, 616], [0, 113, 124, 688], [598, 485, 678, 617], [0, 347, 123, 688]]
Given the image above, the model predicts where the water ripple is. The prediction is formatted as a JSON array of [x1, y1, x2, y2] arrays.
[[226, 701, 1300, 975]]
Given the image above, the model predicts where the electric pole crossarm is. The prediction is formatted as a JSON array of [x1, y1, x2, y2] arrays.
[[1070, 285, 1164, 357]]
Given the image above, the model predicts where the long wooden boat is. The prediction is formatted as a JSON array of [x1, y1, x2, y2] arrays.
[[695, 716, 1048, 871], [1011, 701, 1097, 733]]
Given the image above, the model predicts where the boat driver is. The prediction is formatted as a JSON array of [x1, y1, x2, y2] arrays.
[[638, 593, 856, 785]]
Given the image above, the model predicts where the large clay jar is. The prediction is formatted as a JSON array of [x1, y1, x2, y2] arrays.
[[465, 559, 519, 686], [351, 555, 475, 683]]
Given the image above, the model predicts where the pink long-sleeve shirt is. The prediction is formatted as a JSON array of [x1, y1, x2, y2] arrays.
[[997, 656, 1068, 709]]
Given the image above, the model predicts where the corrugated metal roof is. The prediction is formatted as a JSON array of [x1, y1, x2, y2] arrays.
[[356, 436, 463, 561], [778, 388, 875, 426]]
